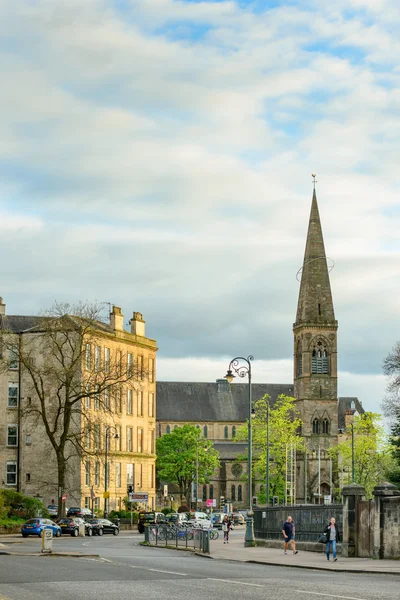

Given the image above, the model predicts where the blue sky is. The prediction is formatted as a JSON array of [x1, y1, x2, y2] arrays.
[[1, 0, 400, 411]]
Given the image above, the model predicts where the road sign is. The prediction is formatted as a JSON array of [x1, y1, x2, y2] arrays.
[[61, 494, 67, 502], [41, 528, 53, 554], [103, 491, 110, 499], [129, 492, 148, 502], [163, 485, 168, 497], [206, 499, 216, 507]]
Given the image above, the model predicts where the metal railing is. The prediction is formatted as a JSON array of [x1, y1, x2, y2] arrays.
[[144, 524, 210, 553], [253, 505, 343, 542]]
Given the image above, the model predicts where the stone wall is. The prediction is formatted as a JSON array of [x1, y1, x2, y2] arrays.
[[382, 495, 400, 558]]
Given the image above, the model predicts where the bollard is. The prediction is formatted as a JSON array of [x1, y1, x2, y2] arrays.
[[41, 528, 53, 554], [79, 523, 85, 537], [144, 524, 150, 544]]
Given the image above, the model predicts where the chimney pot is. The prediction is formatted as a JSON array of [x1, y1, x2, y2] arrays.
[[0, 297, 5, 316], [130, 312, 146, 337], [110, 306, 124, 331]]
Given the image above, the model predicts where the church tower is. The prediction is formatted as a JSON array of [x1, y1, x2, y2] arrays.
[[293, 187, 338, 503]]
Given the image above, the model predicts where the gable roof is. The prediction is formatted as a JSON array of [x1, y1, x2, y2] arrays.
[[156, 380, 295, 422], [337, 397, 365, 429]]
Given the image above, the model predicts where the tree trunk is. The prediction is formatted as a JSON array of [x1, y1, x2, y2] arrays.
[[57, 453, 66, 518]]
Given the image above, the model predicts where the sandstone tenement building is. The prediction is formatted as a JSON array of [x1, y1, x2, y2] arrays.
[[0, 302, 157, 512]]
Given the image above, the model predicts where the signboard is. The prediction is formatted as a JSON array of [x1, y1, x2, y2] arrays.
[[103, 491, 110, 499], [61, 494, 67, 502], [163, 485, 168, 498], [41, 528, 53, 554], [324, 495, 332, 505], [206, 499, 216, 508], [129, 492, 148, 502]]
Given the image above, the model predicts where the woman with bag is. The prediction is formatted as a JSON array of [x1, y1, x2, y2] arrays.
[[222, 515, 232, 544], [323, 517, 340, 561]]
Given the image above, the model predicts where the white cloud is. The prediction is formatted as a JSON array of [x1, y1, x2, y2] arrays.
[[0, 0, 399, 411]]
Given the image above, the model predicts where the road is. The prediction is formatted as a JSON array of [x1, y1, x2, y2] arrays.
[[0, 531, 399, 600]]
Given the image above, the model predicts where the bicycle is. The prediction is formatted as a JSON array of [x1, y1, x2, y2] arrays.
[[209, 529, 219, 540]]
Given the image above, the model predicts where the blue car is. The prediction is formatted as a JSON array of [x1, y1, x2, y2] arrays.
[[21, 518, 62, 538]]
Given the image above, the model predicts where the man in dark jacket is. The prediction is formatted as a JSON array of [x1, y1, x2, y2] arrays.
[[282, 516, 298, 555], [324, 517, 341, 561]]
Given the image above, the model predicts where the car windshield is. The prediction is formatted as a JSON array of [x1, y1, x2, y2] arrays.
[[58, 518, 71, 524], [25, 519, 40, 524]]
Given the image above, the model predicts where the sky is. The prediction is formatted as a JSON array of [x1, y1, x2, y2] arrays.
[[1, 0, 399, 413]]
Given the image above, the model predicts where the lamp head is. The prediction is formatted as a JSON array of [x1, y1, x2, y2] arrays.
[[225, 369, 235, 384]]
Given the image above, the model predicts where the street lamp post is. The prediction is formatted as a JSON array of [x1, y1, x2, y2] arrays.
[[351, 424, 355, 483], [225, 355, 256, 547], [104, 425, 119, 518], [195, 441, 199, 512], [266, 399, 270, 507]]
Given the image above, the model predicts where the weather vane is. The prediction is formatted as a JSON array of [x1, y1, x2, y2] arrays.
[[312, 173, 317, 189]]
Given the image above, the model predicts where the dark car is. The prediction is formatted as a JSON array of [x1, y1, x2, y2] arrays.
[[88, 518, 119, 536], [58, 517, 93, 537], [66, 507, 95, 520], [137, 511, 165, 533], [21, 518, 62, 538]]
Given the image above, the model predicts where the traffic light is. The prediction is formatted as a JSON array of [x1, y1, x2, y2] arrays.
[[127, 485, 133, 495], [273, 496, 279, 506], [252, 496, 257, 506], [220, 496, 225, 510]]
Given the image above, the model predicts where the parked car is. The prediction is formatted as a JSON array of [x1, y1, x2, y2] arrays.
[[88, 518, 119, 536], [21, 518, 62, 538], [58, 517, 93, 537], [187, 511, 211, 529], [232, 512, 245, 525], [47, 505, 58, 517], [165, 513, 187, 524], [66, 507, 95, 520], [137, 511, 165, 533], [210, 513, 224, 529]]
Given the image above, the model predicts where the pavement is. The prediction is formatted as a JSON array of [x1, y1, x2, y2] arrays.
[[206, 530, 400, 574]]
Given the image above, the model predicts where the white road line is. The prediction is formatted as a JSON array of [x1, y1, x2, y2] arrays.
[[294, 590, 367, 600], [207, 578, 264, 588], [146, 568, 188, 576], [100, 558, 112, 563]]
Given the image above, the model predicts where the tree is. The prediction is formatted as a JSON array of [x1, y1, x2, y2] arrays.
[[0, 302, 144, 517], [156, 424, 220, 505], [329, 413, 395, 497], [382, 341, 400, 422], [235, 394, 304, 503]]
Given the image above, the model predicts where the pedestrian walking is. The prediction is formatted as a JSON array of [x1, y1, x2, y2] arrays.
[[282, 515, 298, 555], [324, 517, 340, 561], [222, 515, 232, 544]]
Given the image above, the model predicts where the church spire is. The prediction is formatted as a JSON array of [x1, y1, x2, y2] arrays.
[[295, 188, 336, 326]]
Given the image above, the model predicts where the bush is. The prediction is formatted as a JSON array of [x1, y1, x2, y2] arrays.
[[177, 505, 190, 513], [109, 510, 138, 522], [0, 490, 48, 519], [161, 508, 174, 515]]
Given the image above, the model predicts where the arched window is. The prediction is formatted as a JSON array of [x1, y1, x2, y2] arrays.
[[232, 426, 236, 439], [224, 426, 229, 439], [322, 419, 329, 434], [238, 485, 242, 501], [174, 425, 178, 429], [231, 485, 236, 501], [166, 425, 171, 434], [296, 340, 302, 376], [312, 340, 329, 374], [196, 425, 200, 430], [209, 484, 214, 500], [202, 485, 207, 501], [312, 419, 320, 434], [203, 425, 208, 438]]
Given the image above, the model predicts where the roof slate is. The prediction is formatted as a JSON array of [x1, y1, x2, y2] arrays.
[[156, 381, 295, 422]]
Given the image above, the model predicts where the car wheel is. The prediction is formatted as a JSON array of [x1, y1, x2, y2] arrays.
[[39, 531, 43, 537], [56, 529, 61, 538], [113, 528, 119, 536], [98, 528, 104, 536], [72, 528, 78, 537], [22, 533, 28, 538], [87, 528, 93, 537]]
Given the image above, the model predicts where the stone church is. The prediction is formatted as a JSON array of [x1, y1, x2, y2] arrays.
[[156, 189, 364, 508]]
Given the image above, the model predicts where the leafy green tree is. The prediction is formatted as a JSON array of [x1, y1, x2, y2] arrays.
[[156, 424, 220, 505], [330, 413, 395, 497], [235, 395, 304, 503]]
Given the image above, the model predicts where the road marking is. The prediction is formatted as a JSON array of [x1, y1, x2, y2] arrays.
[[100, 558, 112, 563], [294, 590, 367, 600], [146, 568, 187, 576], [207, 578, 264, 588]]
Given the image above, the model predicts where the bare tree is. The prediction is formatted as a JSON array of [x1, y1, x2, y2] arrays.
[[382, 341, 400, 422], [1, 302, 146, 516]]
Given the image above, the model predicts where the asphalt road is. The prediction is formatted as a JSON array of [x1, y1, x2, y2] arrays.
[[0, 531, 399, 600]]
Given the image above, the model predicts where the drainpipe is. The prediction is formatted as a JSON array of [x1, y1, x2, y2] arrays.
[[16, 333, 22, 492]]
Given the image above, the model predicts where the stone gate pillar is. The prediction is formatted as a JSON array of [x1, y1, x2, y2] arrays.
[[372, 482, 400, 559], [342, 483, 365, 558]]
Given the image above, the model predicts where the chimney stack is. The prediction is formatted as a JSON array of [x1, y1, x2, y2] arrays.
[[129, 312, 146, 337], [0, 297, 5, 315], [110, 306, 124, 331]]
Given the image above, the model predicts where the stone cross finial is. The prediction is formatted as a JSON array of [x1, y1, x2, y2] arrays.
[[312, 173, 317, 188]]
